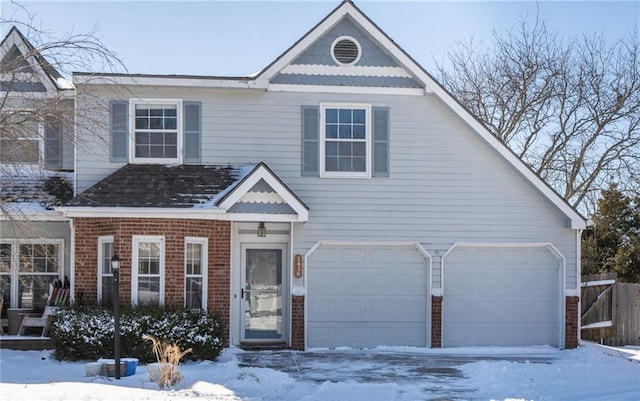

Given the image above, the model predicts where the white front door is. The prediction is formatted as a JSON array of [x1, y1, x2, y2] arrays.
[[240, 243, 287, 343]]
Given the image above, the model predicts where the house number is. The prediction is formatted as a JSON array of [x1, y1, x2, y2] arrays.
[[294, 254, 303, 278]]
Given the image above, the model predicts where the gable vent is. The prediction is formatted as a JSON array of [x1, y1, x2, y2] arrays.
[[332, 36, 361, 66]]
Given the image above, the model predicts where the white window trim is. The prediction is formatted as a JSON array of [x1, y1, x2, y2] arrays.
[[184, 237, 208, 310], [129, 98, 183, 164], [0, 238, 64, 308], [97, 235, 114, 303], [319, 103, 372, 178], [131, 235, 165, 306]]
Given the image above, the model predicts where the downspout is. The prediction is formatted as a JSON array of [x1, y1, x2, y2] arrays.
[[576, 229, 583, 341], [69, 218, 75, 303]]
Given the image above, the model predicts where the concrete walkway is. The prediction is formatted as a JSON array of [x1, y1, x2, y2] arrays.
[[236, 349, 553, 400]]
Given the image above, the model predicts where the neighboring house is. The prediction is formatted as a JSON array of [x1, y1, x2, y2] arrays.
[[62, 1, 586, 349], [0, 27, 74, 324]]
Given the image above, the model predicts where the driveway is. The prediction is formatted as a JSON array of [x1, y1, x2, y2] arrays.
[[236, 349, 553, 400]]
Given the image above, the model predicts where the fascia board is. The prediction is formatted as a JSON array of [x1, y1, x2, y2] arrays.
[[218, 165, 309, 222], [57, 207, 225, 219], [72, 74, 259, 89]]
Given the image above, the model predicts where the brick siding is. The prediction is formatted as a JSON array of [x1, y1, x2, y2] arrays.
[[431, 295, 442, 348], [291, 295, 305, 350], [565, 296, 580, 349], [73, 217, 231, 342]]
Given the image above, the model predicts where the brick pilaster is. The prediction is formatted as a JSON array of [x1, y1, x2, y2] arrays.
[[431, 295, 443, 348], [565, 296, 580, 349], [291, 295, 305, 350]]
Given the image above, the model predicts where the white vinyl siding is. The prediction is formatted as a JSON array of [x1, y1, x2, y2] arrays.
[[131, 236, 165, 306], [75, 88, 579, 292]]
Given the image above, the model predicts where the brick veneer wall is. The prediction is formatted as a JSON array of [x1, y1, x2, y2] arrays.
[[565, 296, 579, 349], [431, 295, 442, 348], [291, 295, 305, 350], [73, 218, 231, 342]]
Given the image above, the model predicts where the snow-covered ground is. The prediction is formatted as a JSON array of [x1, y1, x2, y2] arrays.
[[0, 342, 638, 401]]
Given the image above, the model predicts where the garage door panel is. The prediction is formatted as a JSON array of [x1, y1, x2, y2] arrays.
[[307, 322, 427, 349], [443, 246, 560, 347], [308, 245, 429, 348]]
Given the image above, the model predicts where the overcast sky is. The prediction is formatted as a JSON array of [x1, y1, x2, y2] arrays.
[[1, 1, 638, 77]]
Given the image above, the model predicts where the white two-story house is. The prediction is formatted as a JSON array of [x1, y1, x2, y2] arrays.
[[62, 1, 586, 349]]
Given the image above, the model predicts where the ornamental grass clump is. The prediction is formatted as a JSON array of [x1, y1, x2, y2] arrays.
[[143, 334, 192, 389]]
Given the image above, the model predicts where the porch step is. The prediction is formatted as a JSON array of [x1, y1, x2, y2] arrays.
[[0, 336, 54, 350], [240, 342, 288, 351]]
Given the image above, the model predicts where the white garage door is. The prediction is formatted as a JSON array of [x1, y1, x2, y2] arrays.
[[443, 245, 561, 347], [307, 245, 429, 349]]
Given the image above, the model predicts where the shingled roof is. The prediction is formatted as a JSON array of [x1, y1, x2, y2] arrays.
[[67, 164, 255, 208]]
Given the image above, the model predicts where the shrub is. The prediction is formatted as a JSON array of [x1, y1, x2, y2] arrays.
[[144, 334, 192, 388], [49, 304, 223, 363]]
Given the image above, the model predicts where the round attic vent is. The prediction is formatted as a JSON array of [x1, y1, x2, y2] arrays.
[[331, 36, 361, 65]]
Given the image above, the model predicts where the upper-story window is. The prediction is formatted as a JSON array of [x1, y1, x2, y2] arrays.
[[320, 103, 371, 178], [130, 99, 182, 163], [0, 112, 41, 165]]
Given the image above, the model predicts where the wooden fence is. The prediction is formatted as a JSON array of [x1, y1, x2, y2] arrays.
[[581, 273, 640, 346]]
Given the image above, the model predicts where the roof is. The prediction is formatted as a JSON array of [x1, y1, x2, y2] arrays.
[[63, 163, 309, 222], [66, 164, 254, 208], [0, 26, 73, 91], [0, 168, 74, 214]]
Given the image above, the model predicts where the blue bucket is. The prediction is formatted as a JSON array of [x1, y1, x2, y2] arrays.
[[122, 358, 138, 376]]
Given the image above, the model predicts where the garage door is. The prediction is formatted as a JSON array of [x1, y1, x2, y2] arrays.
[[443, 245, 561, 347], [307, 244, 429, 349]]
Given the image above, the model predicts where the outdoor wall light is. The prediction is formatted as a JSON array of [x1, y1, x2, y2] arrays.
[[257, 222, 267, 238]]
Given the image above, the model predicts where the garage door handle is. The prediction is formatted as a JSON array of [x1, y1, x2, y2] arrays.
[[241, 288, 244, 299]]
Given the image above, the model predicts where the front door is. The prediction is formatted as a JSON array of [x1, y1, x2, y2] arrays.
[[240, 244, 287, 343]]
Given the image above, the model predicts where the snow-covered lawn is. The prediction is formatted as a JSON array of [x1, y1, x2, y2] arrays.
[[1, 342, 638, 401]]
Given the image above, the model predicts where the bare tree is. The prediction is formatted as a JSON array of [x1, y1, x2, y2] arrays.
[[1, 5, 124, 219], [437, 17, 640, 212]]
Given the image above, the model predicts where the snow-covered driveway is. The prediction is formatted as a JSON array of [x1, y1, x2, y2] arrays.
[[1, 343, 638, 401]]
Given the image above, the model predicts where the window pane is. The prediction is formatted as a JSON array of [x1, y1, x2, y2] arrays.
[[326, 124, 338, 139], [325, 156, 338, 171], [353, 156, 366, 171], [353, 142, 366, 157], [102, 243, 113, 275], [165, 133, 177, 145], [138, 277, 160, 306], [0, 244, 11, 273], [150, 132, 164, 145], [164, 117, 177, 130], [325, 142, 337, 157], [101, 278, 113, 305], [353, 109, 366, 124], [1, 276, 10, 318], [353, 124, 365, 139], [164, 107, 177, 117], [18, 275, 51, 310], [338, 124, 351, 139], [185, 277, 202, 309], [135, 117, 148, 130], [338, 142, 352, 157], [326, 109, 338, 124], [135, 106, 149, 117], [149, 117, 163, 129], [149, 108, 163, 117], [339, 109, 352, 123]]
